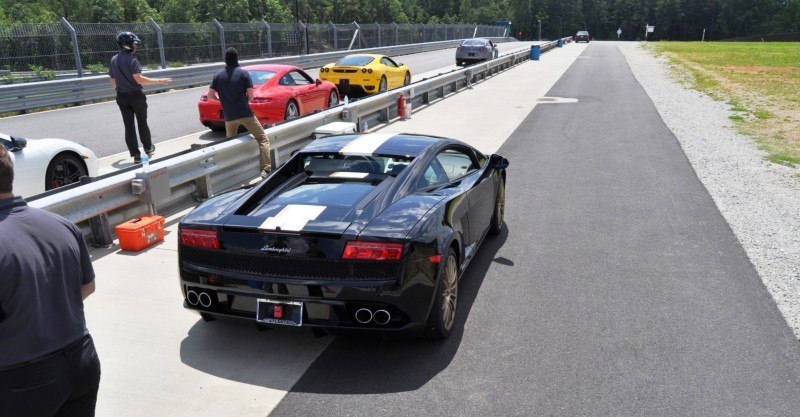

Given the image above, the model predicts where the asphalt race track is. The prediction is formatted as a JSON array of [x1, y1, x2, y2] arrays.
[[1, 43, 530, 158], [269, 44, 800, 415]]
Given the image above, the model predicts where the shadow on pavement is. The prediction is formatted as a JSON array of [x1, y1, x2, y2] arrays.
[[285, 225, 509, 395]]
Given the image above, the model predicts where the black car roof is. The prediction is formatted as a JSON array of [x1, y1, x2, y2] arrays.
[[301, 133, 448, 158]]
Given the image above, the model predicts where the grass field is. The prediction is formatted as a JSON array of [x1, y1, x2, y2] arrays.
[[646, 42, 800, 167]]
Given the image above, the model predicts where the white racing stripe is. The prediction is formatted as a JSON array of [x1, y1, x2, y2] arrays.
[[339, 132, 397, 155], [259, 204, 326, 231]]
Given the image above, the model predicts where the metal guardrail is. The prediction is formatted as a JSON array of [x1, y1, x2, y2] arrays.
[[29, 38, 570, 244], [0, 38, 512, 114]]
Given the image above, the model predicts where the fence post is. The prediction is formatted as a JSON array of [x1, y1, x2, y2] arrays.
[[148, 18, 167, 69], [375, 22, 381, 47], [261, 19, 272, 57], [352, 21, 361, 49], [60, 17, 83, 78], [299, 21, 307, 55], [329, 21, 337, 50], [212, 18, 226, 59], [393, 22, 399, 45]]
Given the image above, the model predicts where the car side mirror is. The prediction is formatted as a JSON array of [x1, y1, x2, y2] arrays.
[[315, 79, 322, 85], [10, 136, 27, 151], [490, 154, 509, 169]]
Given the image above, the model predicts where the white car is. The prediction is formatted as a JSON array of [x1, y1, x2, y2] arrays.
[[1, 133, 99, 198]]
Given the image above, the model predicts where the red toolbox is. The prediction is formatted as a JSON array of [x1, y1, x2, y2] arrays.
[[115, 215, 165, 252]]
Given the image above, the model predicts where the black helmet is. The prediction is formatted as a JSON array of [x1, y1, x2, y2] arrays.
[[116, 32, 141, 51]]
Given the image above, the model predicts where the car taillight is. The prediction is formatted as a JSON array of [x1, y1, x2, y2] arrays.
[[362, 68, 367, 73], [251, 97, 272, 103], [181, 228, 220, 249], [342, 241, 403, 261], [200, 94, 208, 102], [481, 47, 488, 52]]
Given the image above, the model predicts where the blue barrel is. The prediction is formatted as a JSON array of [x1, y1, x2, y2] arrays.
[[530, 45, 541, 60], [557, 38, 564, 47]]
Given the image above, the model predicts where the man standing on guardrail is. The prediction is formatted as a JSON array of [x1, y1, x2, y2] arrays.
[[0, 145, 101, 417], [208, 47, 272, 178], [109, 31, 172, 164]]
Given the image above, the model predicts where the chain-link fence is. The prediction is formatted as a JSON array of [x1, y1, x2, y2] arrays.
[[0, 23, 74, 74], [0, 19, 507, 82]]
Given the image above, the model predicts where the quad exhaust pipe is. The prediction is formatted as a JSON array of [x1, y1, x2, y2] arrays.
[[354, 307, 391, 325]]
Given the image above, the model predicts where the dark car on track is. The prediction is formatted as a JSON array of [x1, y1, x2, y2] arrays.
[[455, 38, 499, 66], [575, 30, 591, 43], [178, 133, 509, 339]]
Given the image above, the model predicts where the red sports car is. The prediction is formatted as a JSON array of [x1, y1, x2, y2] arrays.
[[198, 64, 340, 130]]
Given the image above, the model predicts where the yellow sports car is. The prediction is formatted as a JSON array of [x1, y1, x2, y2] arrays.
[[320, 54, 411, 96]]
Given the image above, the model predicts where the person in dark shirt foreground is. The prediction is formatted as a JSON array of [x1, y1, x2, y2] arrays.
[[0, 144, 101, 417]]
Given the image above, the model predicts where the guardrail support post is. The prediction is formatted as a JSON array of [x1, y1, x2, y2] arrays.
[[60, 17, 83, 78], [78, 177, 113, 247], [375, 22, 381, 47], [261, 19, 273, 58], [393, 22, 399, 45], [190, 144, 213, 200], [149, 18, 167, 69], [213, 18, 226, 60], [330, 21, 338, 50], [473, 24, 478, 38]]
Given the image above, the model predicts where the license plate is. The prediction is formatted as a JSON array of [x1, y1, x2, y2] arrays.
[[256, 299, 303, 326], [339, 79, 349, 86], [468, 53, 475, 56]]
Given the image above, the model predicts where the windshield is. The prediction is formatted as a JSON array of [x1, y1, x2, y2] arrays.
[[577, 31, 589, 35], [249, 70, 277, 85], [336, 56, 375, 66]]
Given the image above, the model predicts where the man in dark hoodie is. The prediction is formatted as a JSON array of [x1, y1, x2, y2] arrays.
[[209, 47, 272, 178]]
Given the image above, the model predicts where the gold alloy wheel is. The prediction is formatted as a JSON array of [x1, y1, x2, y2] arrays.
[[496, 181, 505, 229], [441, 254, 458, 331]]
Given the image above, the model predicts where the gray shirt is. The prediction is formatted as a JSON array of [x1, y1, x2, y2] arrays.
[[109, 51, 143, 93], [0, 196, 95, 367]]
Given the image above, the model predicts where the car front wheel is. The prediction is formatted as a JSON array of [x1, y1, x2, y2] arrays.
[[45, 153, 87, 191], [489, 177, 505, 235], [327, 89, 339, 108]]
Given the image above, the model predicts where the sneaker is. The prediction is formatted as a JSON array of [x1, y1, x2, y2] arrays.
[[133, 155, 142, 164], [260, 169, 271, 179], [145, 146, 155, 157]]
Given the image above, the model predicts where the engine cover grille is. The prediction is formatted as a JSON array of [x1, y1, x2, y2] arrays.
[[180, 245, 400, 281]]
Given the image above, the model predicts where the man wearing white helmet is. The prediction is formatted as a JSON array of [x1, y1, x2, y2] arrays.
[[109, 32, 172, 164]]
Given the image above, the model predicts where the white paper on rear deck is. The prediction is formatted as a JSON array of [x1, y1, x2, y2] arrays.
[[259, 204, 326, 231]]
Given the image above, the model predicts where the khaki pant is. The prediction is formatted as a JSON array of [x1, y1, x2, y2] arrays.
[[225, 116, 271, 171]]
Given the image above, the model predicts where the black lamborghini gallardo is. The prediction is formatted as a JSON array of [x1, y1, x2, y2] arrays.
[[178, 133, 508, 339]]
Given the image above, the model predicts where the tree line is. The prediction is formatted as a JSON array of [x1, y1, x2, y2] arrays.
[[1, 0, 798, 41]]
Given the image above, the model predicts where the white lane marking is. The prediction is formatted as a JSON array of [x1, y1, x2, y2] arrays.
[[259, 204, 326, 231], [330, 172, 369, 178], [339, 132, 396, 155]]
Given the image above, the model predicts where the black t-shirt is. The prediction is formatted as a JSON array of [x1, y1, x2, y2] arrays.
[[109, 51, 143, 93], [0, 196, 95, 367], [210, 66, 254, 121]]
